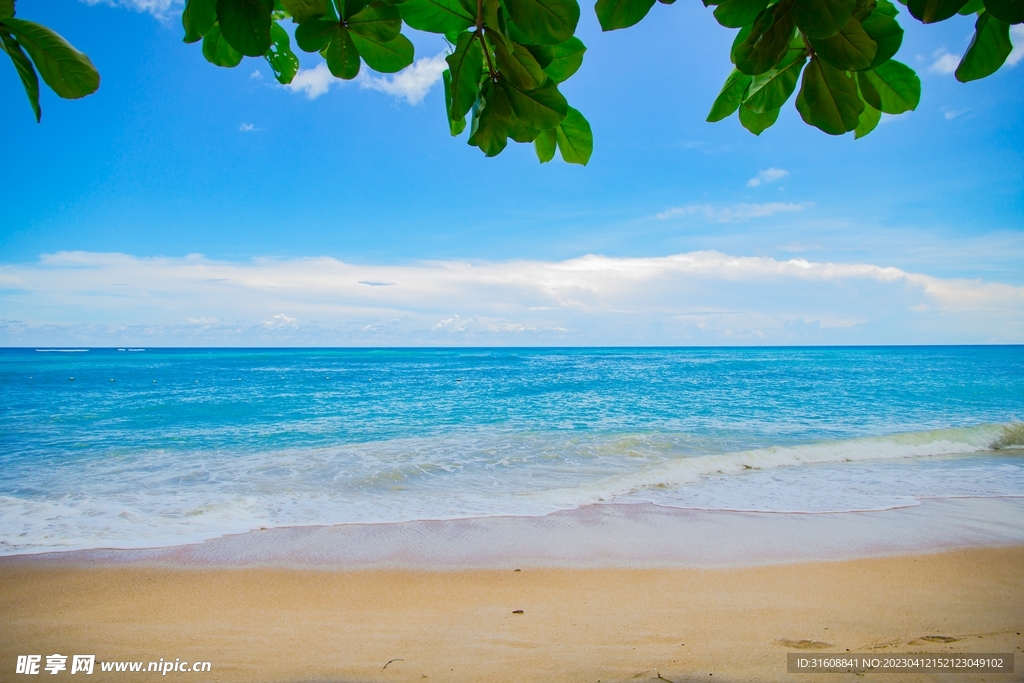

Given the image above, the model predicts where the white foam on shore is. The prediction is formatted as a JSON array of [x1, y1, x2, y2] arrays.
[[5, 498, 1024, 569]]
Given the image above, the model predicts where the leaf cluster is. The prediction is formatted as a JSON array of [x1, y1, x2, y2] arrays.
[[692, 0, 1022, 137], [179, 0, 593, 163], [4, 0, 1021, 155], [1, 0, 100, 122]]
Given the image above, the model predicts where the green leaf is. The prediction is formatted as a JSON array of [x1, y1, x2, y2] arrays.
[[184, 0, 218, 43], [509, 116, 541, 141], [0, 30, 40, 121], [906, 0, 967, 22], [216, 0, 274, 56], [492, 37, 546, 89], [595, 0, 656, 30], [856, 58, 918, 113], [535, 127, 557, 162], [853, 98, 880, 137], [732, 2, 797, 75], [505, 0, 579, 45], [957, 0, 984, 12], [348, 1, 402, 41], [350, 30, 413, 72], [955, 11, 1012, 82], [295, 17, 338, 51], [791, 0, 856, 37], [341, 0, 369, 18], [280, 0, 331, 22], [554, 106, 592, 164], [442, 69, 468, 135], [469, 80, 513, 156], [744, 50, 806, 112], [325, 25, 360, 77], [396, 0, 473, 33], [265, 21, 300, 82], [501, 77, 568, 129], [1, 17, 99, 99], [874, 0, 899, 13], [202, 23, 245, 65], [543, 37, 585, 82], [983, 0, 1024, 23], [445, 32, 483, 120], [481, 0, 507, 34], [852, 0, 876, 22], [861, 10, 902, 68], [739, 103, 780, 133], [809, 16, 877, 70], [0, 0, 13, 19], [795, 55, 863, 133], [706, 68, 751, 121], [713, 0, 770, 28]]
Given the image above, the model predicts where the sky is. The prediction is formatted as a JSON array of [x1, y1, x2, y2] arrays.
[[0, 0, 1022, 346]]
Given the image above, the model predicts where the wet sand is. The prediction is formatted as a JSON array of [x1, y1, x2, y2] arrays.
[[2, 526, 1023, 682]]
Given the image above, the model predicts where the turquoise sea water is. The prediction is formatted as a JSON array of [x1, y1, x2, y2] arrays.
[[1, 347, 1023, 555]]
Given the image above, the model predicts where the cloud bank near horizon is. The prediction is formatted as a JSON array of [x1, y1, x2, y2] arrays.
[[1, 250, 1021, 346]]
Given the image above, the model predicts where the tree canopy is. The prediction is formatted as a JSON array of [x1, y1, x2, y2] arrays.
[[1, 0, 1020, 164]]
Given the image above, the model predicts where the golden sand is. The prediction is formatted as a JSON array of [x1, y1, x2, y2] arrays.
[[2, 547, 1022, 682]]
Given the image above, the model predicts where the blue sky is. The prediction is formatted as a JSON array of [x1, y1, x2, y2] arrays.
[[0, 0, 1022, 345]]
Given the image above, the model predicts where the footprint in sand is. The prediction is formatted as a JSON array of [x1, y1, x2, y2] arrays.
[[774, 639, 833, 650]]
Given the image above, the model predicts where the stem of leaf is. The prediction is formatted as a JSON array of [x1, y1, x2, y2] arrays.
[[481, 28, 498, 80], [800, 31, 814, 58]]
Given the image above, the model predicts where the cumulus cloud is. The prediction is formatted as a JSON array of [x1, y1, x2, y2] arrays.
[[657, 202, 810, 222], [747, 168, 789, 187], [284, 55, 447, 104], [1, 250, 1022, 346], [1009, 26, 1024, 66], [285, 62, 339, 100], [929, 48, 960, 74], [358, 54, 448, 105]]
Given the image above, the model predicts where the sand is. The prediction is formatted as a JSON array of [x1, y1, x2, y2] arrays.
[[2, 546, 1022, 683]]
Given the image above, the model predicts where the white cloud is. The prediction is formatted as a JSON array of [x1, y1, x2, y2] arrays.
[[285, 63, 339, 100], [1009, 26, 1024, 66], [943, 108, 968, 121], [358, 54, 448, 105], [1, 250, 1022, 346], [263, 313, 297, 329], [283, 55, 447, 104], [239, 122, 258, 132], [747, 168, 789, 187], [80, 0, 180, 16], [929, 48, 960, 75], [657, 202, 810, 222]]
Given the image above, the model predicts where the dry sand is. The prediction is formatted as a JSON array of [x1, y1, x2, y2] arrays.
[[2, 546, 1022, 683]]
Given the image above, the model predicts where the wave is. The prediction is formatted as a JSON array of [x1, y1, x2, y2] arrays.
[[535, 423, 1023, 506], [1, 423, 1021, 556]]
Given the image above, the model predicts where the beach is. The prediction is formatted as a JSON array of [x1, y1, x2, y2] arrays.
[[2, 501, 1023, 682], [3, 348, 1023, 680], [2, 548, 1021, 682]]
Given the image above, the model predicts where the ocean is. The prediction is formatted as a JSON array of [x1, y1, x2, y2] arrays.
[[1, 346, 1022, 556]]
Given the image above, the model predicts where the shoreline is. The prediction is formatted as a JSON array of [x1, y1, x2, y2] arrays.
[[4, 496, 1024, 569]]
